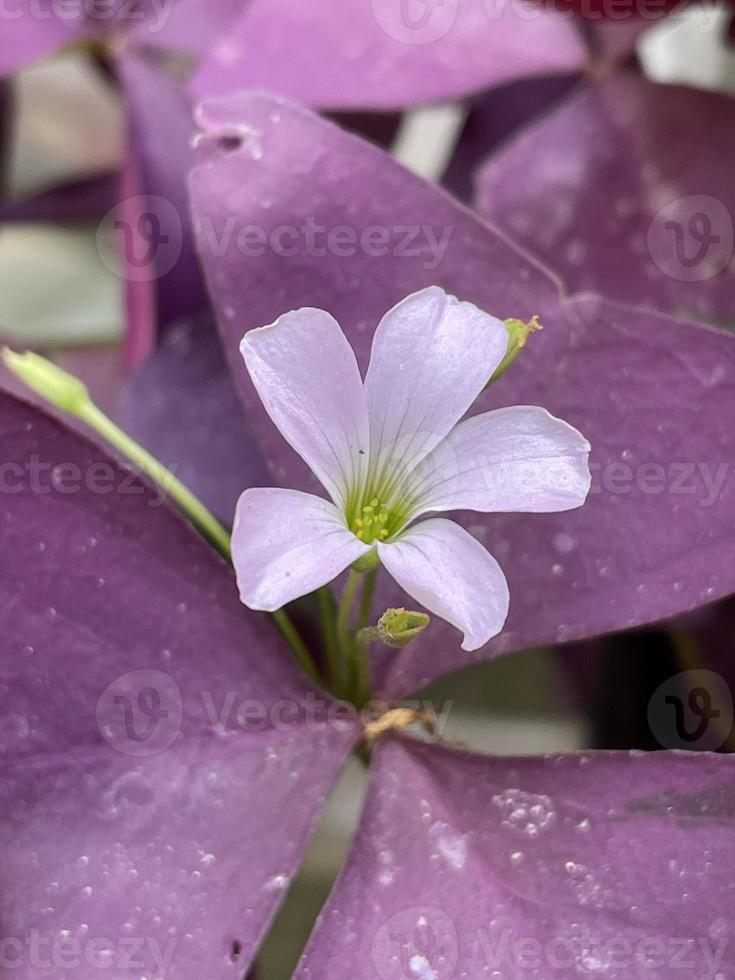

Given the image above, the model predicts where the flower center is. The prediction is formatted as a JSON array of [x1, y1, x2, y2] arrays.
[[353, 498, 391, 543]]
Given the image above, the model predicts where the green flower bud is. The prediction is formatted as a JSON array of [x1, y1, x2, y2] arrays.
[[487, 315, 542, 387], [1, 349, 90, 416], [377, 607, 430, 648]]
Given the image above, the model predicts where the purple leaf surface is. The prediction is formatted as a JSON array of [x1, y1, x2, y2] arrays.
[[0, 4, 85, 77], [56, 344, 128, 418], [0, 391, 357, 978], [296, 736, 735, 979], [442, 72, 582, 202], [126, 0, 248, 57], [189, 92, 735, 698], [191, 0, 588, 111], [475, 72, 735, 324], [118, 314, 268, 526]]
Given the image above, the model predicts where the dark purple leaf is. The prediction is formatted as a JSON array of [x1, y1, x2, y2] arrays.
[[189, 92, 735, 699], [475, 71, 735, 324], [584, 20, 653, 61], [443, 73, 582, 202], [191, 0, 589, 110], [296, 736, 735, 979], [0, 77, 14, 196], [0, 172, 119, 224], [0, 391, 357, 978], [118, 314, 268, 525]]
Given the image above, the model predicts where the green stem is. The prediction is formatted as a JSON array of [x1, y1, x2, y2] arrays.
[[354, 627, 377, 706], [317, 585, 341, 689], [82, 412, 319, 681], [272, 609, 319, 685], [83, 405, 232, 559], [357, 568, 377, 632], [337, 570, 362, 667], [2, 349, 318, 680]]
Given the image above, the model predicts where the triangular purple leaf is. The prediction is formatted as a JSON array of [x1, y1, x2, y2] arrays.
[[0, 392, 357, 978], [191, 0, 588, 110], [296, 736, 735, 979], [475, 71, 735, 324]]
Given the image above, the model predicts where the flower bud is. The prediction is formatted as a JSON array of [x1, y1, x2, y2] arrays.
[[487, 316, 542, 386], [377, 607, 430, 648], [2, 349, 90, 416]]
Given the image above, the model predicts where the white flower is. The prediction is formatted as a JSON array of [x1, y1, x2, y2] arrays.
[[232, 286, 591, 651]]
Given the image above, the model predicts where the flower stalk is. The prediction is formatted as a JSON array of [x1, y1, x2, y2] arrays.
[[1, 348, 319, 683]]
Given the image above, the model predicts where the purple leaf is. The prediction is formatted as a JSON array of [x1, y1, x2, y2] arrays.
[[0, 77, 14, 194], [56, 344, 128, 418], [0, 4, 85, 77], [0, 391, 358, 978], [443, 73, 582, 202], [475, 71, 735, 324], [189, 92, 735, 698], [126, 0, 248, 57], [0, 172, 119, 224], [191, 0, 588, 110], [119, 314, 268, 525], [296, 736, 735, 979]]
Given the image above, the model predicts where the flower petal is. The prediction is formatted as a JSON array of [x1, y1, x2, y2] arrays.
[[365, 286, 509, 492], [378, 518, 508, 651], [241, 309, 369, 508], [407, 405, 591, 519], [233, 488, 370, 611]]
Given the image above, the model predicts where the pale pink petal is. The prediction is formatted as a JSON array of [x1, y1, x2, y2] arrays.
[[406, 406, 591, 519], [377, 519, 509, 651], [232, 488, 370, 611], [364, 286, 508, 492], [240, 309, 369, 507]]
